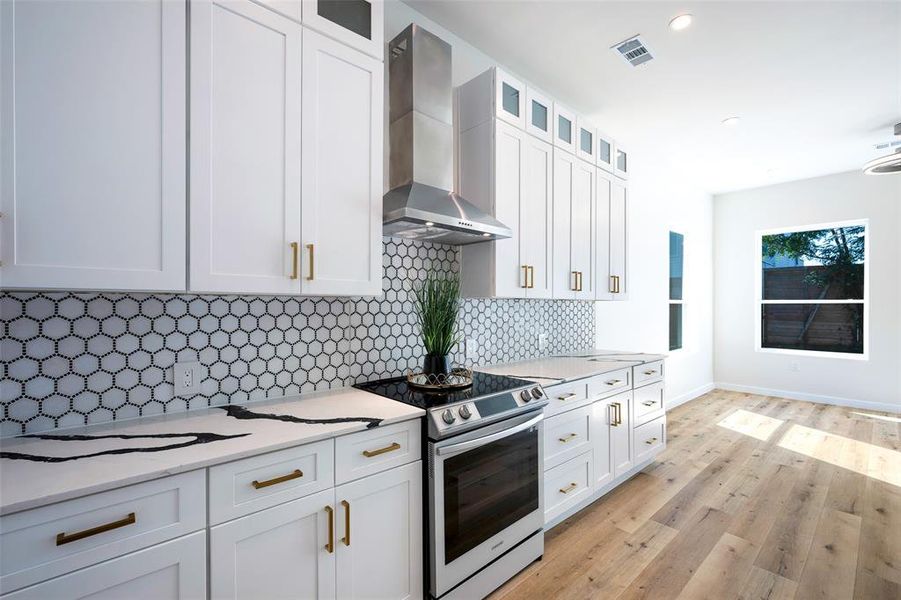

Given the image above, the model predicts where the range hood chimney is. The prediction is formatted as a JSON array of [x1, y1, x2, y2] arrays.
[[383, 24, 512, 245]]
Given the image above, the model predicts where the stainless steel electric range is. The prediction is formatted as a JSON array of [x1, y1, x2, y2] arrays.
[[355, 372, 548, 599]]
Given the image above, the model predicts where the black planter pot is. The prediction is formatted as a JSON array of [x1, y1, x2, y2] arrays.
[[422, 354, 451, 376]]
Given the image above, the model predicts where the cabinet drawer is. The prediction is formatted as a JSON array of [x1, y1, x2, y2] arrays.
[[0, 471, 205, 594], [587, 368, 631, 399], [335, 419, 421, 485], [543, 380, 590, 417], [633, 381, 665, 426], [544, 450, 593, 524], [634, 416, 666, 464], [633, 361, 664, 387], [543, 405, 593, 471], [209, 439, 334, 525]]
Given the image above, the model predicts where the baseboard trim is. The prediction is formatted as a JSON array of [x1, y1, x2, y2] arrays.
[[667, 382, 716, 410], [714, 382, 900, 414]]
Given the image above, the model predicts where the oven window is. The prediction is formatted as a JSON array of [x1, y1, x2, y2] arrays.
[[443, 427, 539, 563]]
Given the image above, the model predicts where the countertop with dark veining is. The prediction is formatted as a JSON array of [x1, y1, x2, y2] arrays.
[[476, 349, 666, 384]]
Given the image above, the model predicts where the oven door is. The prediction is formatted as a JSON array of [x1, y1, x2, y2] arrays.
[[429, 409, 544, 598]]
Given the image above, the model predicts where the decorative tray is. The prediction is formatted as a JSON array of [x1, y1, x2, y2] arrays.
[[406, 368, 473, 391]]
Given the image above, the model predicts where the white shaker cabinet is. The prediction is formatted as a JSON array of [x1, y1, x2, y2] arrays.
[[0, 0, 186, 291], [301, 0, 383, 60], [595, 170, 628, 300], [552, 150, 594, 300], [190, 0, 302, 295], [210, 488, 336, 600], [301, 30, 383, 296]]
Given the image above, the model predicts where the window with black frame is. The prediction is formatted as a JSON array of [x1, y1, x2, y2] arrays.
[[759, 222, 866, 355]]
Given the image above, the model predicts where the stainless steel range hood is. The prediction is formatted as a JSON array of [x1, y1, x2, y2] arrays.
[[383, 24, 511, 245]]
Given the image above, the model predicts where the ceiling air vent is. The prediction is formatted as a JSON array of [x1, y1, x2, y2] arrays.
[[612, 35, 653, 67]]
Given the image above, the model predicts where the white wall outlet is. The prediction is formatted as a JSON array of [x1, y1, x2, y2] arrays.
[[173, 361, 203, 396], [464, 338, 478, 363], [538, 333, 549, 352]]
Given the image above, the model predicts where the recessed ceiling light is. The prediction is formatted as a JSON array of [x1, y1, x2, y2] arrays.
[[721, 116, 741, 127], [669, 14, 693, 31]]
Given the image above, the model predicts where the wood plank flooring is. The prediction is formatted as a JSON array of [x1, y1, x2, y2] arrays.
[[489, 390, 901, 600]]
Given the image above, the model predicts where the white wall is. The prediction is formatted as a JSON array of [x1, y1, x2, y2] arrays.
[[385, 1, 717, 408], [714, 170, 901, 412]]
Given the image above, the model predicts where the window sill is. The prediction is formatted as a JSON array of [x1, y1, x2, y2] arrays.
[[755, 346, 869, 361]]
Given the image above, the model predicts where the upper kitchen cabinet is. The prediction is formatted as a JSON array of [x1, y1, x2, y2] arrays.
[[458, 118, 553, 299], [0, 0, 186, 291], [525, 87, 553, 143], [458, 67, 527, 131], [553, 103, 578, 154], [301, 0, 383, 59], [596, 129, 615, 174], [190, 0, 302, 295], [614, 143, 630, 179], [552, 150, 595, 300], [595, 170, 629, 300], [575, 117, 595, 164], [301, 29, 383, 296]]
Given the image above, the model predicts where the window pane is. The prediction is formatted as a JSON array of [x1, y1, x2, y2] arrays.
[[669, 304, 683, 351], [501, 83, 520, 117], [580, 128, 593, 154], [317, 0, 372, 40], [558, 116, 571, 143], [762, 225, 865, 300], [669, 231, 684, 300], [761, 303, 864, 354], [616, 149, 627, 172], [531, 100, 547, 131], [598, 139, 611, 164]]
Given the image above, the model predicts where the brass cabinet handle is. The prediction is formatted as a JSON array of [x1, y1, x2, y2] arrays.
[[615, 275, 621, 294], [289, 242, 299, 280], [306, 244, 315, 281], [609, 275, 617, 293], [645, 437, 659, 445], [527, 265, 535, 288], [644, 369, 657, 376], [609, 403, 618, 427], [324, 506, 334, 553], [642, 400, 656, 407], [559, 482, 578, 494], [558, 433, 578, 443], [340, 500, 350, 546], [612, 402, 622, 426], [521, 265, 529, 289], [577, 271, 583, 292], [606, 379, 623, 386], [362, 441, 401, 458], [252, 469, 303, 490], [56, 512, 136, 546], [571, 271, 578, 291], [557, 392, 578, 401]]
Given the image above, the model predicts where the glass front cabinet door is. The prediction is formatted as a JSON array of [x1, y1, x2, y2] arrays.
[[614, 143, 629, 179], [596, 129, 615, 173], [576, 117, 595, 164], [494, 67, 526, 129], [553, 102, 577, 154], [525, 87, 553, 143], [301, 0, 383, 59]]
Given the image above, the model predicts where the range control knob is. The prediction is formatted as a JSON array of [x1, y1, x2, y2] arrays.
[[459, 405, 472, 420], [441, 409, 456, 425], [531, 387, 544, 399], [519, 390, 532, 402]]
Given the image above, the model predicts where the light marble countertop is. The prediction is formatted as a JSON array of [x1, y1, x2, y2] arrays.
[[476, 349, 666, 384], [0, 388, 423, 515]]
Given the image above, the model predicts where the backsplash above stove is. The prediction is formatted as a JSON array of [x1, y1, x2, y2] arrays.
[[1, 239, 596, 436]]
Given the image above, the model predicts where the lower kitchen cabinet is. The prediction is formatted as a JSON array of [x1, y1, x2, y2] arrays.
[[607, 390, 634, 478], [4, 532, 206, 600], [590, 400, 614, 489], [210, 464, 422, 600]]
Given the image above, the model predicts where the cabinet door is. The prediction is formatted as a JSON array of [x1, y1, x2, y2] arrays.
[[595, 170, 613, 300], [610, 179, 629, 300], [0, 0, 186, 291], [190, 0, 302, 295], [493, 121, 525, 298], [335, 462, 422, 600], [301, 29, 382, 296], [552, 103, 577, 154], [3, 532, 206, 600], [210, 488, 336, 600], [591, 399, 614, 489], [575, 118, 595, 164], [610, 392, 633, 478], [525, 87, 553, 143], [551, 150, 575, 300], [520, 135, 553, 299], [596, 130, 615, 174], [614, 143, 630, 179], [494, 68, 526, 129], [301, 0, 383, 59], [571, 160, 595, 300]]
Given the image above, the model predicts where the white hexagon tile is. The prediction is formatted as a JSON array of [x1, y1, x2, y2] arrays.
[[0, 239, 595, 435]]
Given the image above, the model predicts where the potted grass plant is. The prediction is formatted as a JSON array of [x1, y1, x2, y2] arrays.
[[414, 273, 461, 376]]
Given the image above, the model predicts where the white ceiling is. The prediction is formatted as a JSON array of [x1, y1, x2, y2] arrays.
[[405, 0, 901, 194]]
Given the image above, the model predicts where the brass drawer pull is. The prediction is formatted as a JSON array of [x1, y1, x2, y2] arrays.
[[558, 433, 578, 443], [527, 265, 535, 289], [645, 437, 659, 445], [341, 500, 350, 546], [559, 482, 578, 494], [577, 271, 583, 292], [252, 469, 303, 490], [289, 242, 299, 280], [306, 243, 315, 281], [362, 442, 401, 458], [521, 265, 529, 289], [571, 271, 579, 292], [643, 369, 658, 376], [611, 402, 622, 426], [324, 505, 334, 553], [56, 512, 136, 546], [557, 392, 578, 401], [642, 400, 656, 407], [606, 379, 623, 386]]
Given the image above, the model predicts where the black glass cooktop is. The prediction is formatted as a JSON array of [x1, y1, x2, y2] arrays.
[[354, 372, 536, 409]]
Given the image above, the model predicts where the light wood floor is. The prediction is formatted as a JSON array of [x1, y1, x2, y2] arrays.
[[490, 390, 901, 600]]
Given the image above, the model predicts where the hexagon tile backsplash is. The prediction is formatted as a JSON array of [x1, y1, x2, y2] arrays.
[[1, 239, 595, 436]]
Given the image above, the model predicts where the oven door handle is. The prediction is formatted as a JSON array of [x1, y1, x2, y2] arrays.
[[436, 413, 543, 457]]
